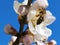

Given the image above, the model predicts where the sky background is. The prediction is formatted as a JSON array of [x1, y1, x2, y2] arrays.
[[0, 0, 60, 45]]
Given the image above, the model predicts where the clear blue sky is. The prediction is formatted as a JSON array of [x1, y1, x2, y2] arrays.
[[0, 0, 60, 45]]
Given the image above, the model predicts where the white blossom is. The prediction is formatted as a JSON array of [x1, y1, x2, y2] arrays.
[[13, 0, 28, 14], [28, 10, 56, 43]]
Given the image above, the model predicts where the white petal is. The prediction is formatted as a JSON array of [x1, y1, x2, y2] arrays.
[[36, 24, 52, 38], [27, 10, 37, 21], [32, 0, 49, 9], [13, 1, 21, 14], [11, 36, 17, 42], [43, 27, 52, 37], [13, 0, 28, 14], [28, 21, 37, 35], [19, 43, 23, 45], [44, 10, 56, 26], [51, 40, 57, 45]]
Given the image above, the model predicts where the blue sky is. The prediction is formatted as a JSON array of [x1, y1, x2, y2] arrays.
[[0, 0, 60, 45]]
